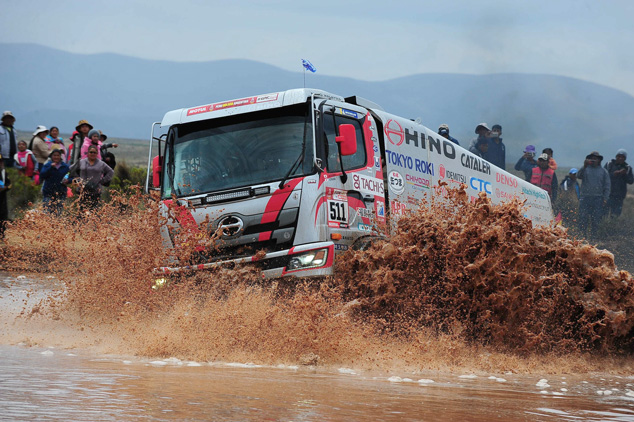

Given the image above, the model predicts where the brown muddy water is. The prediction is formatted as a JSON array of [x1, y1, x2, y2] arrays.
[[2, 273, 634, 422], [2, 190, 634, 420]]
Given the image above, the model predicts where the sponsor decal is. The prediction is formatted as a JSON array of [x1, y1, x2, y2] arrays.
[[358, 223, 373, 232], [495, 172, 518, 188], [334, 244, 349, 251], [470, 177, 492, 194], [374, 156, 381, 169], [357, 207, 374, 219], [375, 199, 386, 224], [327, 188, 347, 201], [373, 145, 379, 152], [529, 202, 551, 211], [460, 153, 491, 175], [438, 164, 466, 184], [186, 93, 279, 116], [406, 174, 431, 190], [385, 149, 434, 176], [390, 200, 408, 216], [494, 188, 515, 201], [339, 222, 349, 229], [388, 170, 405, 195], [384, 119, 404, 146], [522, 186, 547, 200], [336, 107, 360, 119], [352, 173, 384, 195]]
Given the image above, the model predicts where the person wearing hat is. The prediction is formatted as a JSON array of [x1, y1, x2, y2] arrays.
[[487, 124, 506, 170], [468, 123, 491, 156], [530, 153, 558, 202], [68, 119, 93, 166], [560, 168, 580, 199], [0, 153, 11, 239], [604, 149, 633, 217], [30, 125, 50, 171], [39, 148, 70, 215], [0, 111, 17, 168], [437, 124, 460, 145], [577, 151, 610, 237], [99, 132, 118, 170], [469, 136, 489, 159], [514, 145, 538, 181]]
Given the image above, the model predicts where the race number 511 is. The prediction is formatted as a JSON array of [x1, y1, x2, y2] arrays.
[[328, 201, 347, 223]]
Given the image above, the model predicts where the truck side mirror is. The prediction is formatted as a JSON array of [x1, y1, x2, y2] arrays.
[[336, 124, 357, 156]]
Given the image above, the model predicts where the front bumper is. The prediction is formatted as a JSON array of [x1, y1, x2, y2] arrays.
[[155, 241, 335, 279]]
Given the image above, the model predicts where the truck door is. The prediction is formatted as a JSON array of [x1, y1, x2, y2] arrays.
[[316, 100, 386, 251]]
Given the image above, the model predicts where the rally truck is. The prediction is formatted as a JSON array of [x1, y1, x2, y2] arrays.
[[145, 88, 552, 278]]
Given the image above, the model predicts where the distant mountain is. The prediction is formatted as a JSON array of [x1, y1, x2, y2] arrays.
[[2, 43, 633, 167]]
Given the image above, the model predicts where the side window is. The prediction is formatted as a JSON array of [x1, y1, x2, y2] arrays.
[[323, 114, 366, 172]]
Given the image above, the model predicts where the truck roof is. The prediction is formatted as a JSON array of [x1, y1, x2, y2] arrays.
[[161, 88, 348, 127]]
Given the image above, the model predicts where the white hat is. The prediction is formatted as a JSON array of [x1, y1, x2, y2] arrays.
[[475, 123, 490, 133], [33, 125, 49, 136], [538, 153, 549, 161]]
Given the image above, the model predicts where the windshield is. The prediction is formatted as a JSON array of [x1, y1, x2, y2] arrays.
[[163, 104, 313, 197]]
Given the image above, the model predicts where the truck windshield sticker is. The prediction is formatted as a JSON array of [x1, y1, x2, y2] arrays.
[[186, 93, 279, 116], [335, 107, 360, 119]]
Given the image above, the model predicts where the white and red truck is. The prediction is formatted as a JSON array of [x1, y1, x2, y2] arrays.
[[146, 88, 552, 278]]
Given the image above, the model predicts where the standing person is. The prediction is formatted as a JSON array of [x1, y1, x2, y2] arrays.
[[604, 149, 634, 217], [468, 123, 490, 155], [469, 137, 489, 159], [30, 126, 50, 172], [558, 168, 580, 224], [530, 153, 558, 202], [514, 145, 538, 181], [542, 148, 557, 170], [0, 155, 11, 239], [0, 111, 17, 168], [46, 126, 66, 160], [39, 149, 70, 215], [577, 151, 610, 237], [99, 132, 118, 170], [560, 168, 580, 199], [438, 124, 460, 145], [80, 129, 104, 160], [67, 145, 114, 211], [13, 140, 38, 179], [68, 120, 93, 165], [487, 124, 506, 170]]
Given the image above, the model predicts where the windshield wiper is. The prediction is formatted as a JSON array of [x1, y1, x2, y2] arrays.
[[278, 148, 304, 189]]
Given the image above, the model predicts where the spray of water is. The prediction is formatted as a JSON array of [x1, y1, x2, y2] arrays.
[[1, 184, 633, 373]]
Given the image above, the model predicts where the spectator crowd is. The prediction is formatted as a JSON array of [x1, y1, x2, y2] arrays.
[[438, 121, 632, 238], [0, 112, 120, 238]]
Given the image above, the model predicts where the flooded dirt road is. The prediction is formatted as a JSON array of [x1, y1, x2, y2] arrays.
[[2, 272, 634, 421], [2, 344, 634, 422]]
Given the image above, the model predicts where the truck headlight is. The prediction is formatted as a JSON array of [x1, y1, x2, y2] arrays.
[[287, 248, 329, 271], [152, 278, 168, 290]]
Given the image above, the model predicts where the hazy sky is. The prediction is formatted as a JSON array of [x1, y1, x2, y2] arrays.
[[2, 0, 634, 95]]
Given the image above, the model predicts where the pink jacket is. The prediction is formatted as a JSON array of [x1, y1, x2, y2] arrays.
[[80, 138, 102, 160]]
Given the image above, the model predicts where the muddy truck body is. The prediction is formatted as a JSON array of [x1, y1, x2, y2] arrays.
[[146, 88, 552, 278]]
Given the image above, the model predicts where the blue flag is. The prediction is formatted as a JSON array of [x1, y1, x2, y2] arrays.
[[302, 59, 317, 73]]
